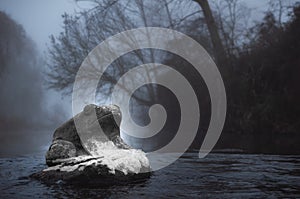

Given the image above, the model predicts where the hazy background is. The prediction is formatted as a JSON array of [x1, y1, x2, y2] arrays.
[[0, 0, 83, 155], [0, 0, 298, 156]]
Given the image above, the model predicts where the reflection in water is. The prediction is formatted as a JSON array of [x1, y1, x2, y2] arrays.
[[0, 152, 299, 198]]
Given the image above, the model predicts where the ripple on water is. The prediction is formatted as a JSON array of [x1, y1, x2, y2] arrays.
[[0, 152, 299, 198]]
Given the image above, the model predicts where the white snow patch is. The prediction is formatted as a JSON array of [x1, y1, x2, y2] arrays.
[[44, 141, 150, 175]]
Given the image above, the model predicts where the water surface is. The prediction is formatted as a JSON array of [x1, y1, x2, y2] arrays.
[[0, 152, 299, 198]]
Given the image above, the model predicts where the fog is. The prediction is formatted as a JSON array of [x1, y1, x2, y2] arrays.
[[0, 0, 296, 156], [0, 12, 66, 156]]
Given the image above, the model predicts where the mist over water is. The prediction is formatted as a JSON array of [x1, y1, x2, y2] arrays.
[[0, 12, 67, 156]]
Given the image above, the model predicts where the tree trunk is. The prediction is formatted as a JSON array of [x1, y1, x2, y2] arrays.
[[194, 0, 227, 67]]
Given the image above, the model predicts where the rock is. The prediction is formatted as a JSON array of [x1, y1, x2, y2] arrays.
[[45, 140, 77, 162], [32, 150, 150, 185], [45, 104, 131, 166], [32, 104, 151, 184]]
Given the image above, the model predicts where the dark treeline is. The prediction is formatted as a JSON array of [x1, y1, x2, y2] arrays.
[[160, 6, 300, 154], [221, 5, 300, 154], [162, 5, 300, 154], [46, 0, 300, 154], [164, 2, 300, 155]]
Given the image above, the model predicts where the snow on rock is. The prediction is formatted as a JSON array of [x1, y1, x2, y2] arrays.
[[44, 141, 150, 175]]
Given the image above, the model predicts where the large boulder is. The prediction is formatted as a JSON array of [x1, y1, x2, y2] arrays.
[[32, 104, 150, 184]]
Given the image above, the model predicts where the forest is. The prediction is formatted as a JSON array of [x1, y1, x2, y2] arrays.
[[1, 0, 300, 154]]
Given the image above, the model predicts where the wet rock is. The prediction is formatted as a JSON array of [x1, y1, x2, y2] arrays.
[[32, 104, 150, 184], [31, 153, 150, 185], [45, 104, 130, 166]]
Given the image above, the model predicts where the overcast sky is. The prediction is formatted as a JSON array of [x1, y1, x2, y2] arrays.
[[0, 0, 269, 52], [0, 0, 95, 51]]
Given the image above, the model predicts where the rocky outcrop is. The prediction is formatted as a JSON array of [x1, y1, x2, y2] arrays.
[[32, 150, 150, 185], [32, 104, 150, 184]]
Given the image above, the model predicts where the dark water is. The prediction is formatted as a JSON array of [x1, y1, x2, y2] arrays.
[[0, 152, 299, 198]]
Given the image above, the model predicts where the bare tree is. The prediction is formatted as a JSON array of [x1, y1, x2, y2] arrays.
[[193, 0, 227, 66], [268, 0, 295, 27], [47, 0, 252, 105], [47, 0, 204, 105], [212, 0, 252, 58]]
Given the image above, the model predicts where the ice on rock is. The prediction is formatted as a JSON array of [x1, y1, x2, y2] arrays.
[[44, 141, 150, 175]]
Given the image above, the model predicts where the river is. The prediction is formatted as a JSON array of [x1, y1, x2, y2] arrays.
[[0, 152, 299, 198]]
